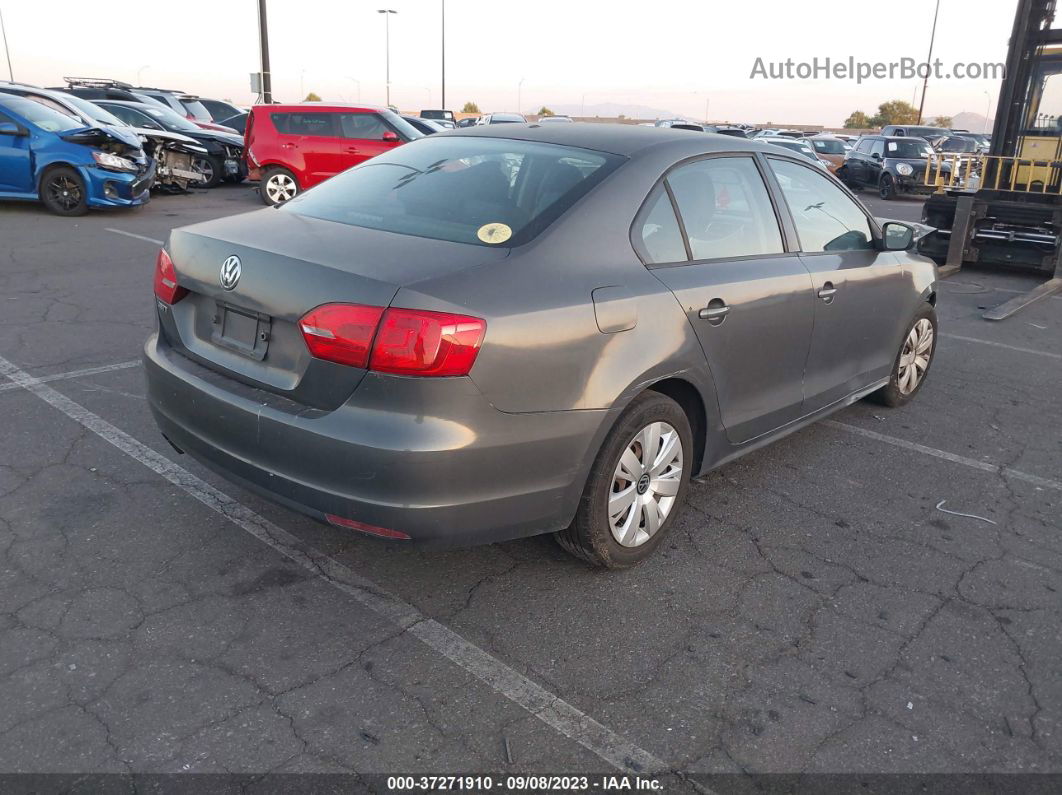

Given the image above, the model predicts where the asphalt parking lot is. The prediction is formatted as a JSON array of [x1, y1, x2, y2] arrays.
[[1, 184, 1060, 784]]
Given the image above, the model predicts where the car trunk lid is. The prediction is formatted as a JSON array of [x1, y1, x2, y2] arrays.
[[164, 207, 508, 409]]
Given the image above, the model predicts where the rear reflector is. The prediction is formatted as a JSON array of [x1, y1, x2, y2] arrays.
[[299, 304, 385, 369], [153, 248, 187, 305], [298, 304, 486, 377], [325, 514, 411, 539]]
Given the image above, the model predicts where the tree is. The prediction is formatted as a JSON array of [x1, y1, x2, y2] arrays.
[[304, 92, 321, 102], [537, 106, 554, 116], [872, 100, 919, 126], [931, 115, 953, 128], [844, 111, 872, 129], [461, 101, 480, 113]]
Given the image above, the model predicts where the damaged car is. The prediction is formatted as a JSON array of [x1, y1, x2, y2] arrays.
[[95, 100, 245, 188], [0, 82, 207, 193], [0, 94, 153, 216]]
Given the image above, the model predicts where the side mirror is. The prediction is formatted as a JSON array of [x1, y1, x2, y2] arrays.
[[0, 121, 25, 136], [882, 221, 914, 251], [382, 130, 399, 142], [871, 152, 882, 159]]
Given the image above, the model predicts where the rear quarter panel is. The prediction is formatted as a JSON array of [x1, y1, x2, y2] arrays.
[[390, 145, 723, 422]]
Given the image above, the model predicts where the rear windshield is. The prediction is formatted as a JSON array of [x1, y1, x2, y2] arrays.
[[809, 139, 846, 154], [283, 136, 624, 247], [180, 98, 212, 120], [773, 140, 818, 161]]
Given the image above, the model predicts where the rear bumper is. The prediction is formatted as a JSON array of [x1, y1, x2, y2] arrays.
[[144, 331, 608, 546]]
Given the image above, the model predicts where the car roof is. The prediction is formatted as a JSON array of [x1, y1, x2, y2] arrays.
[[437, 121, 780, 157], [251, 103, 390, 113]]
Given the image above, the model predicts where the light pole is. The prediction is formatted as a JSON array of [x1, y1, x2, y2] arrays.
[[378, 9, 397, 108], [0, 6, 13, 82], [300, 68, 306, 100], [423, 86, 432, 106], [441, 0, 446, 109], [704, 97, 710, 123], [136, 65, 150, 85], [517, 77, 524, 114], [257, 0, 272, 103], [916, 0, 942, 124], [983, 89, 992, 133], [347, 77, 361, 103]]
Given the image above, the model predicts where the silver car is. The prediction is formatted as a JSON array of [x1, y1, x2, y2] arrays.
[[145, 125, 938, 568]]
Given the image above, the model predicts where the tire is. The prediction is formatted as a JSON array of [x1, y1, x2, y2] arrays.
[[39, 166, 88, 216], [260, 167, 300, 206], [556, 392, 693, 569], [869, 303, 938, 408], [879, 173, 896, 200], [193, 156, 223, 188]]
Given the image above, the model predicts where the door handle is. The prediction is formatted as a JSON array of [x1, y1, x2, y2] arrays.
[[281, 142, 297, 149], [698, 299, 730, 325], [344, 147, 359, 154], [818, 282, 838, 303]]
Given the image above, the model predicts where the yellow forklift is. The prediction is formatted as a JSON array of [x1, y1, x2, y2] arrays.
[[919, 0, 1062, 319]]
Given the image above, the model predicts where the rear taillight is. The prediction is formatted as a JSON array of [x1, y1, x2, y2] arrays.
[[298, 304, 486, 377], [153, 249, 187, 305], [370, 308, 486, 376], [299, 304, 385, 368]]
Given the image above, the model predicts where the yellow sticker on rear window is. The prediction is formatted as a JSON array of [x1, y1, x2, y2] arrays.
[[477, 222, 513, 244]]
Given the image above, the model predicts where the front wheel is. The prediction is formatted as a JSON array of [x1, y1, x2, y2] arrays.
[[870, 304, 937, 407], [556, 392, 693, 569], [879, 173, 896, 200], [40, 166, 88, 216], [193, 156, 223, 188]]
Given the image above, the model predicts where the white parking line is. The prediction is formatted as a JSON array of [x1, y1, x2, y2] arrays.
[[825, 421, 1062, 492], [0, 360, 140, 394], [105, 228, 164, 246], [0, 353, 674, 781], [941, 333, 1061, 361]]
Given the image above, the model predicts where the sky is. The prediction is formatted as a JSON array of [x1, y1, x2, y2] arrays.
[[1, 0, 1018, 126]]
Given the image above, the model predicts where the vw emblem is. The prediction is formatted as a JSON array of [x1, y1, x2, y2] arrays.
[[219, 255, 242, 291]]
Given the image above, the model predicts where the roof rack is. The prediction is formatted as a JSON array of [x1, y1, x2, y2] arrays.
[[63, 77, 133, 89]]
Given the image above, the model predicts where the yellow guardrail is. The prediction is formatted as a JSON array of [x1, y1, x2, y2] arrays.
[[925, 154, 1062, 194]]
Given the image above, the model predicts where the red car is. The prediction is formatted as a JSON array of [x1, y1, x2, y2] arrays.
[[244, 104, 423, 205]]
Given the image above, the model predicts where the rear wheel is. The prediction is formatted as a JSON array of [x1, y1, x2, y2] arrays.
[[39, 166, 88, 216], [870, 303, 937, 407], [556, 392, 692, 569], [261, 167, 300, 206]]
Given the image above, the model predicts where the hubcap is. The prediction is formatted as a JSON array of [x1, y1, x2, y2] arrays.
[[609, 421, 684, 548], [897, 318, 934, 395], [266, 174, 297, 203]]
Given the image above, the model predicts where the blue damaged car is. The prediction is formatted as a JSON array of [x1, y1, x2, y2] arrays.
[[0, 93, 153, 216]]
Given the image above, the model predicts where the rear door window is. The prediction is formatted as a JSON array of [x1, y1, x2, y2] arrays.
[[666, 156, 785, 261], [271, 112, 336, 137], [635, 184, 688, 265]]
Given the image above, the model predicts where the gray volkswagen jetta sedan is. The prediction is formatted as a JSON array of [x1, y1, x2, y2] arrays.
[[145, 124, 938, 568]]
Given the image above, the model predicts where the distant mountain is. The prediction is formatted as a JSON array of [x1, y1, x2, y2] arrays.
[[949, 111, 993, 133], [547, 101, 682, 120]]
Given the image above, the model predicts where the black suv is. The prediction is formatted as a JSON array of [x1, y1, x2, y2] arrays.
[[838, 135, 945, 200]]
